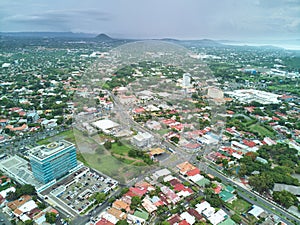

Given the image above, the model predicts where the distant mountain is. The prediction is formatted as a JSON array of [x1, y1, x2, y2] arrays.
[[155, 38, 180, 42], [177, 39, 223, 47], [95, 33, 113, 41], [0, 32, 95, 38], [151, 38, 222, 46], [195, 39, 223, 46]]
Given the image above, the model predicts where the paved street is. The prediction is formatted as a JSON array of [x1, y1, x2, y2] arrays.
[[205, 165, 300, 225]]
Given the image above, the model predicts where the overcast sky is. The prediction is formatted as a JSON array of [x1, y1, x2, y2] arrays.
[[1, 0, 300, 40]]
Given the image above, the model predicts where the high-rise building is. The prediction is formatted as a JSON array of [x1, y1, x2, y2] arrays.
[[29, 140, 77, 184], [182, 73, 191, 87]]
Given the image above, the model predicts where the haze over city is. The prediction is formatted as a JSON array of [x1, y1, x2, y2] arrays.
[[1, 0, 300, 42]]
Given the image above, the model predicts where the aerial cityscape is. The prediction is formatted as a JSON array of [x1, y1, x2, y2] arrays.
[[0, 1, 300, 225]]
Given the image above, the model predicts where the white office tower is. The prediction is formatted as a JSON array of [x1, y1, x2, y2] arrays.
[[182, 73, 191, 87]]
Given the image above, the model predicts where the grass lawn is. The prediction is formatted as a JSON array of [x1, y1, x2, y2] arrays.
[[80, 152, 148, 183], [156, 129, 169, 135], [110, 143, 146, 165], [81, 153, 122, 176], [37, 139, 51, 145], [37, 129, 76, 145], [227, 198, 252, 214], [111, 143, 131, 155], [59, 129, 76, 142], [249, 124, 275, 138]]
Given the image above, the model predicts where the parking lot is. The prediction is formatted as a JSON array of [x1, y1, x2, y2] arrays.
[[50, 168, 118, 214]]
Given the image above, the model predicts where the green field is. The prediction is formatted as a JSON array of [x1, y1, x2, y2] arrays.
[[81, 153, 122, 175], [226, 198, 252, 214], [81, 152, 149, 183], [37, 129, 152, 183], [37, 129, 76, 145], [249, 124, 276, 138], [111, 143, 131, 155], [156, 129, 169, 135]]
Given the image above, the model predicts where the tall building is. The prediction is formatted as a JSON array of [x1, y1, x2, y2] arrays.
[[182, 73, 191, 87], [29, 140, 77, 184]]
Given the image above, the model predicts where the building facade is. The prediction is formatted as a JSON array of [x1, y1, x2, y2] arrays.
[[29, 141, 77, 184], [182, 73, 191, 87]]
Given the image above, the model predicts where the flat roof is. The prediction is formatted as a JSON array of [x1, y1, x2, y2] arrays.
[[29, 140, 74, 160], [0, 155, 43, 188], [92, 119, 119, 131], [150, 148, 165, 156]]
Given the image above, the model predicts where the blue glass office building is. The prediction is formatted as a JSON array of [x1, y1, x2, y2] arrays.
[[29, 140, 77, 184]]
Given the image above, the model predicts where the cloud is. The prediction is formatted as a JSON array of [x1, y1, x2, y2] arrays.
[[2, 9, 111, 31], [0, 0, 299, 40]]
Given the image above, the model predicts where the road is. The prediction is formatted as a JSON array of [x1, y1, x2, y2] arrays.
[[0, 126, 67, 153], [205, 165, 300, 225], [108, 93, 300, 224], [0, 210, 12, 225]]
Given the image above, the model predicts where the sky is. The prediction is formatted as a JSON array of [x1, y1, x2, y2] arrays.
[[1, 0, 300, 41]]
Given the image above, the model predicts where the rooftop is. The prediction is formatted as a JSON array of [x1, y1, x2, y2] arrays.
[[29, 140, 74, 160]]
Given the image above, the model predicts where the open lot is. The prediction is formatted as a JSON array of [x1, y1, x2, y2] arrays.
[[81, 152, 150, 184], [226, 197, 252, 214], [111, 143, 131, 155], [249, 124, 276, 138], [38, 129, 155, 184]]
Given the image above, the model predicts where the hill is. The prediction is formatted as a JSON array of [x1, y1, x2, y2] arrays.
[[95, 33, 113, 41]]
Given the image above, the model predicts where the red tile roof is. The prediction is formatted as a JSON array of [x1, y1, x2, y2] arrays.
[[167, 214, 181, 225], [161, 119, 176, 125], [129, 187, 147, 197], [242, 140, 256, 148], [187, 208, 203, 220], [174, 183, 186, 192], [184, 143, 201, 149], [169, 179, 181, 186], [179, 220, 190, 225], [186, 168, 200, 177], [96, 218, 114, 225], [124, 191, 137, 198], [134, 107, 145, 113], [170, 124, 184, 131], [213, 185, 222, 194]]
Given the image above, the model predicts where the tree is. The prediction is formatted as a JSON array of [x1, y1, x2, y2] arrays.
[[95, 192, 106, 204], [6, 184, 36, 201], [104, 141, 112, 150], [159, 222, 170, 225], [273, 190, 298, 208], [130, 196, 141, 210], [204, 189, 223, 208], [45, 212, 57, 224], [116, 220, 129, 225], [24, 220, 34, 225], [37, 201, 47, 210], [249, 173, 274, 194], [231, 214, 242, 223], [90, 192, 106, 204], [170, 136, 179, 144], [120, 187, 130, 196]]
